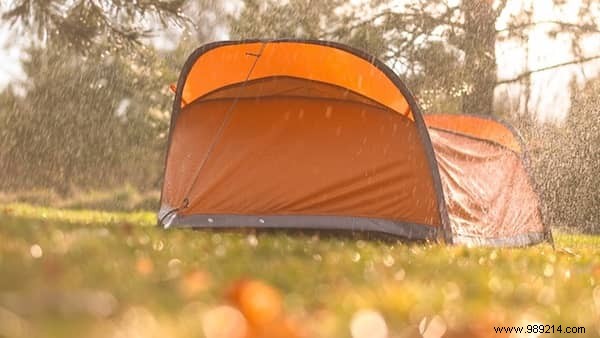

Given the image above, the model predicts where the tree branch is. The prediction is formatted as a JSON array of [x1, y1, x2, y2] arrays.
[[497, 20, 600, 33], [494, 0, 509, 16], [496, 55, 600, 85]]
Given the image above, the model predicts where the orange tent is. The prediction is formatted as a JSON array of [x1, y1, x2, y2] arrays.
[[159, 40, 552, 247]]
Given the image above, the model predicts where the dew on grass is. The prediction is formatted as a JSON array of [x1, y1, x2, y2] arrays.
[[152, 240, 164, 251], [356, 240, 366, 249], [30, 244, 43, 258], [211, 234, 222, 244], [394, 268, 406, 281], [215, 245, 226, 257], [202, 305, 247, 338], [593, 286, 600, 312], [179, 270, 211, 298], [118, 306, 159, 337], [167, 258, 182, 279], [138, 234, 150, 245], [383, 254, 395, 267], [419, 315, 447, 338], [443, 282, 461, 301], [350, 309, 388, 338], [488, 276, 502, 293], [246, 234, 258, 247], [135, 257, 153, 276], [0, 306, 30, 337], [126, 236, 135, 247], [543, 264, 554, 278], [536, 286, 555, 305]]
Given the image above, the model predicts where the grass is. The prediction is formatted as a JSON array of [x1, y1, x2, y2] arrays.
[[1, 202, 599, 338]]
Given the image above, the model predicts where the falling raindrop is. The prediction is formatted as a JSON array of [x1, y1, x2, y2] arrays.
[[325, 106, 333, 118]]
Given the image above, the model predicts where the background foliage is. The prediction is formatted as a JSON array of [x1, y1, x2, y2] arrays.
[[0, 44, 175, 192], [524, 78, 600, 232]]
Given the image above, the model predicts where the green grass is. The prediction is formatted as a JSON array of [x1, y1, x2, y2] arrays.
[[1, 203, 599, 337]]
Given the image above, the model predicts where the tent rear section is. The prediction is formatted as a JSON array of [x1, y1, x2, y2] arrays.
[[425, 114, 551, 246]]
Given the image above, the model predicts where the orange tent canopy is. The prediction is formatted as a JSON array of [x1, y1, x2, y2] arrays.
[[159, 40, 551, 247], [425, 114, 522, 153], [175, 41, 413, 119]]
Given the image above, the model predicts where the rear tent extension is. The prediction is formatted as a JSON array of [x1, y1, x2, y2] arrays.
[[425, 114, 550, 246], [158, 40, 551, 247]]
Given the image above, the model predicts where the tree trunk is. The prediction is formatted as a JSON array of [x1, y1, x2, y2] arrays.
[[461, 0, 498, 116]]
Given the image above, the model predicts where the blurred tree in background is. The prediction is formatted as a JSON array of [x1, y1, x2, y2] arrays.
[[0, 43, 174, 192], [524, 78, 600, 232], [231, 0, 600, 116], [0, 0, 213, 193], [2, 0, 187, 50]]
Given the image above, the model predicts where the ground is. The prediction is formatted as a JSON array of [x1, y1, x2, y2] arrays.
[[0, 203, 599, 338]]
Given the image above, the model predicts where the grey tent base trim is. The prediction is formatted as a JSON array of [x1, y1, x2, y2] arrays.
[[452, 232, 549, 247], [158, 210, 438, 241], [157, 206, 549, 247]]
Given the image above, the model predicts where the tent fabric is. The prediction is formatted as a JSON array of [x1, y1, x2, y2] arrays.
[[176, 41, 413, 119], [160, 40, 449, 242], [163, 98, 441, 226], [426, 121, 547, 246], [193, 76, 390, 111], [424, 114, 522, 153], [159, 39, 551, 247]]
